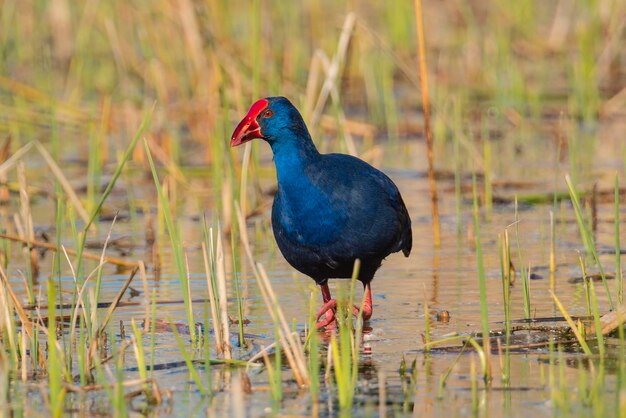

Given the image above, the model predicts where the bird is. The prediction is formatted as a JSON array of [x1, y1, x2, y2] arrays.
[[231, 96, 412, 329]]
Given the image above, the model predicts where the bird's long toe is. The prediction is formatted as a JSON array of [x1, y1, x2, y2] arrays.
[[315, 309, 336, 330], [316, 299, 337, 321]]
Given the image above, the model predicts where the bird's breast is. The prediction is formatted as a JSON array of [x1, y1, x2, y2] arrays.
[[271, 185, 346, 247]]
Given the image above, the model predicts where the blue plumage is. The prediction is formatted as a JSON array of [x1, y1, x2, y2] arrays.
[[231, 96, 412, 325], [258, 97, 411, 284]]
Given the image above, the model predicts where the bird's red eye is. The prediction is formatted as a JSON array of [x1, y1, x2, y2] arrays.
[[263, 109, 274, 118]]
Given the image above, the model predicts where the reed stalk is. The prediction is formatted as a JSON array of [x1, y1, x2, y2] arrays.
[[423, 285, 430, 352], [483, 139, 492, 220], [579, 254, 592, 316], [472, 174, 491, 382], [145, 139, 195, 341], [202, 219, 224, 354], [566, 175, 614, 310], [550, 210, 556, 289], [414, 0, 440, 246], [203, 302, 213, 398], [214, 226, 231, 359], [498, 233, 510, 385], [522, 263, 532, 319], [616, 174, 622, 304], [235, 203, 309, 386], [549, 290, 592, 355]]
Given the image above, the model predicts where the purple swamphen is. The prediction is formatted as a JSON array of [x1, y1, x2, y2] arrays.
[[231, 97, 412, 329]]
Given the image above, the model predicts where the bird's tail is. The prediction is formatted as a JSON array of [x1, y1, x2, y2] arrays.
[[401, 225, 412, 257], [399, 201, 412, 257]]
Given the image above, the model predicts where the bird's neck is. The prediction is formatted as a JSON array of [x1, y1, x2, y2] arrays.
[[270, 136, 320, 188], [270, 136, 340, 244]]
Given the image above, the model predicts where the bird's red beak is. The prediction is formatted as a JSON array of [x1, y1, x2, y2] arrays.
[[230, 99, 269, 147]]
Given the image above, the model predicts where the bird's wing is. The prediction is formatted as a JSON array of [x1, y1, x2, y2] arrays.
[[317, 154, 412, 258]]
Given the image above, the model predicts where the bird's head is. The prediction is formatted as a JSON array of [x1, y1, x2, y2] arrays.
[[230, 96, 311, 148]]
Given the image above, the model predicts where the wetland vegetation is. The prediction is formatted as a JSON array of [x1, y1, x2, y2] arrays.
[[0, 0, 625, 416]]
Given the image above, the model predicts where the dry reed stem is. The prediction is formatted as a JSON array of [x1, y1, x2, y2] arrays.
[[549, 290, 592, 355], [0, 75, 88, 120], [247, 337, 293, 365], [547, 0, 574, 49], [20, 329, 27, 381], [550, 210, 556, 288], [66, 216, 134, 354], [17, 263, 35, 306], [310, 12, 356, 124], [257, 264, 308, 378], [597, 10, 625, 82], [177, 0, 208, 79], [588, 304, 626, 336], [0, 140, 91, 226], [252, 264, 305, 386], [234, 202, 309, 386], [239, 142, 253, 216], [202, 240, 224, 354], [63, 245, 94, 347], [324, 342, 332, 383], [304, 50, 324, 120], [216, 226, 232, 359], [17, 160, 39, 281], [0, 263, 33, 337], [414, 0, 440, 247], [138, 261, 150, 332], [0, 141, 35, 178], [98, 266, 139, 336], [0, 281, 18, 360], [34, 142, 90, 225], [316, 50, 357, 156], [0, 136, 10, 204], [48, 0, 72, 63], [183, 251, 195, 335], [0, 233, 139, 268]]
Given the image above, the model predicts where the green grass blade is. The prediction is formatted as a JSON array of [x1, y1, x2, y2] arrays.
[[145, 139, 195, 341], [565, 175, 614, 310]]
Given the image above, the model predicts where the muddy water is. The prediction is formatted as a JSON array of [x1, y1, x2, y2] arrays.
[[5, 125, 626, 416]]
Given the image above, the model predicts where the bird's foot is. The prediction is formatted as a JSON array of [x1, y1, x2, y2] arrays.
[[316, 308, 337, 330], [316, 299, 337, 330], [315, 299, 370, 330]]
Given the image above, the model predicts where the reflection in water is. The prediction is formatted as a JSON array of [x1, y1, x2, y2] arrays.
[[431, 247, 440, 305]]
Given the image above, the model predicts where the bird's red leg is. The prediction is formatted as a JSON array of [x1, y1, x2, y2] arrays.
[[316, 283, 337, 329], [360, 282, 373, 321], [317, 282, 373, 328], [321, 282, 332, 303]]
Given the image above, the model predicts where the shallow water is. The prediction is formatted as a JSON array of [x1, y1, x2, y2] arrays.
[[4, 119, 626, 416]]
